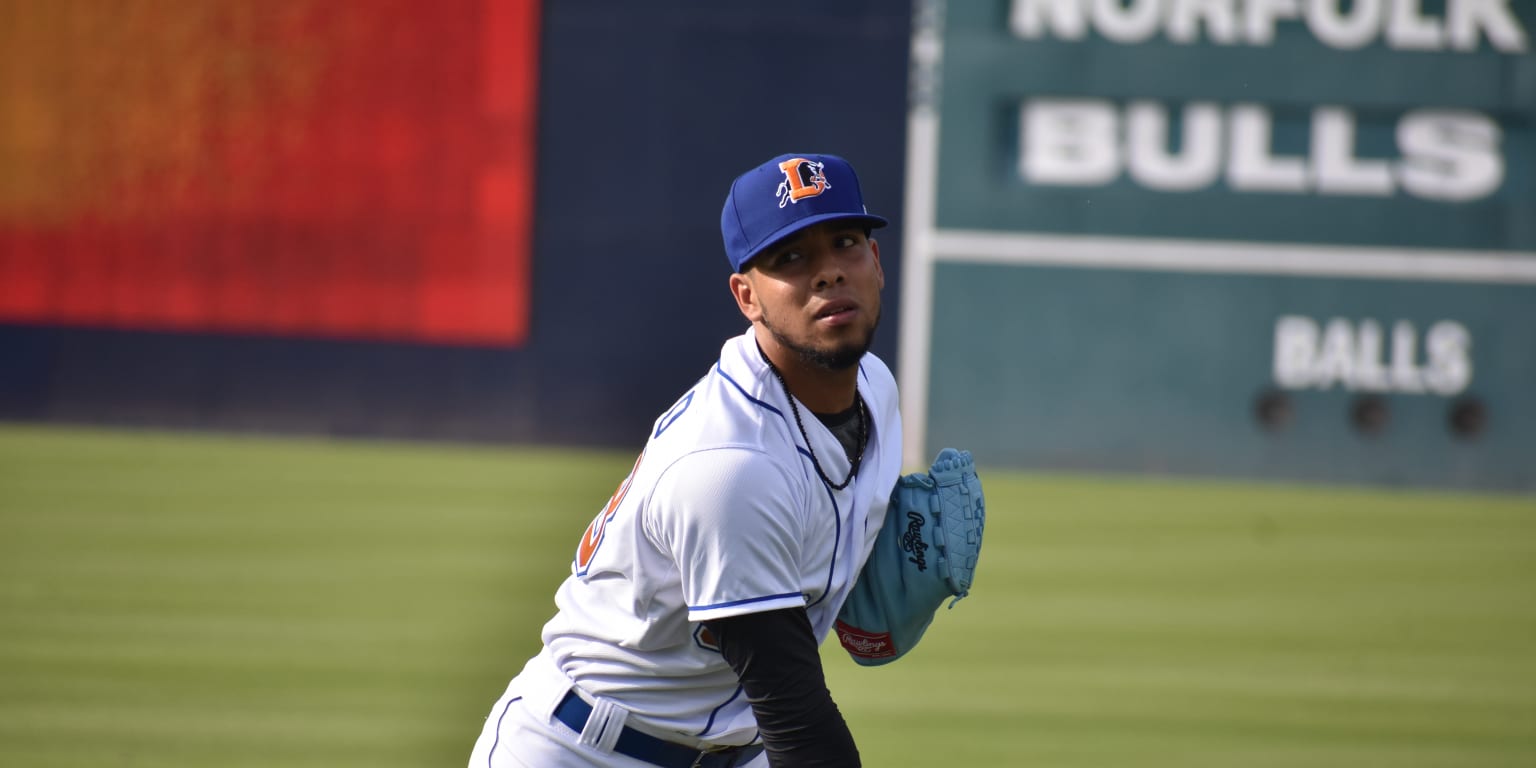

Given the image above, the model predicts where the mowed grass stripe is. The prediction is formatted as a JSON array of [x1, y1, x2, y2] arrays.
[[833, 472, 1536, 766], [2, 424, 1533, 767], [1, 425, 614, 768]]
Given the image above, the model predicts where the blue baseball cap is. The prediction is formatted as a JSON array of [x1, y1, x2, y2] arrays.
[[720, 153, 888, 272]]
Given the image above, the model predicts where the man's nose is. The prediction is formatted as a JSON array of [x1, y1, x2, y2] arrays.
[[812, 252, 845, 289]]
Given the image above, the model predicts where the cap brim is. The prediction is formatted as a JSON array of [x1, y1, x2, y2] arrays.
[[737, 212, 889, 272]]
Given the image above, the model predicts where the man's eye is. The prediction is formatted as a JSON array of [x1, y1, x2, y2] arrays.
[[775, 251, 804, 266], [835, 235, 856, 248]]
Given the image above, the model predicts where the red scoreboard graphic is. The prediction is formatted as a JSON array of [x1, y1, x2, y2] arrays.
[[0, 0, 541, 346]]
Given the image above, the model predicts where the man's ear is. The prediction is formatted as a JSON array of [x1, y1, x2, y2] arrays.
[[871, 238, 885, 290], [729, 272, 762, 323]]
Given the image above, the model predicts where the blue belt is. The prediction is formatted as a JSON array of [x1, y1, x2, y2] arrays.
[[553, 689, 764, 768]]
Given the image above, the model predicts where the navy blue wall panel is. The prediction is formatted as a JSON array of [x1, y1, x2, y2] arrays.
[[0, 2, 912, 448]]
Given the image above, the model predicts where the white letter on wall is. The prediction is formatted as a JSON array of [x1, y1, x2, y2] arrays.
[[1011, 0, 1091, 39], [1397, 110, 1504, 201], [1127, 101, 1223, 190], [1307, 0, 1382, 48], [1312, 107, 1394, 196], [1228, 105, 1309, 193], [1021, 99, 1122, 186], [1274, 315, 1321, 389], [1424, 320, 1473, 395]]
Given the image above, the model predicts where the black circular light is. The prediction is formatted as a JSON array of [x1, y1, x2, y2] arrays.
[[1350, 395, 1389, 437], [1254, 389, 1292, 432], [1448, 397, 1487, 439]]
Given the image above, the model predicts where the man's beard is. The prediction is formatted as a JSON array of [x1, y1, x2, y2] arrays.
[[762, 305, 881, 372]]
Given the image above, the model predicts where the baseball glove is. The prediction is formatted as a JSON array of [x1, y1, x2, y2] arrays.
[[835, 448, 985, 666]]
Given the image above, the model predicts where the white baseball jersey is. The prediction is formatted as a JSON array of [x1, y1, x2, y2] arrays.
[[539, 326, 903, 746]]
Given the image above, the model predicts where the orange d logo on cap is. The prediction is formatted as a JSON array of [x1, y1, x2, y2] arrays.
[[721, 152, 887, 272], [775, 158, 830, 208]]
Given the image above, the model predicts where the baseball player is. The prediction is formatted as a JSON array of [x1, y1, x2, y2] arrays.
[[469, 153, 901, 767]]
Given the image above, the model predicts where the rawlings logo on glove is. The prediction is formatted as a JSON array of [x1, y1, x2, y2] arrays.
[[836, 448, 986, 666], [901, 512, 929, 570], [834, 624, 895, 660]]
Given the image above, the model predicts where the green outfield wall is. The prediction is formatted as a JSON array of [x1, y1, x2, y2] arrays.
[[908, 0, 1536, 491], [926, 264, 1535, 490]]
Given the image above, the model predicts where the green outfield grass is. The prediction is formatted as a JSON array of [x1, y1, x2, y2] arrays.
[[1, 423, 1532, 767]]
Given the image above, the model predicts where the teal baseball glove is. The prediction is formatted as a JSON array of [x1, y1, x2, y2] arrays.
[[835, 448, 985, 666]]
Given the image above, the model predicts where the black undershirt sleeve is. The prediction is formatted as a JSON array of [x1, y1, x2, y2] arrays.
[[702, 607, 861, 767]]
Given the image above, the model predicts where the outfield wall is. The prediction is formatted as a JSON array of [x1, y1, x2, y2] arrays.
[[3, 2, 1530, 492], [901, 0, 1535, 491], [0, 2, 911, 448]]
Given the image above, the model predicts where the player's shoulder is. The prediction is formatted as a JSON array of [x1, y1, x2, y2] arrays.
[[642, 329, 801, 460], [857, 349, 897, 394], [640, 352, 810, 529], [653, 444, 800, 505], [856, 349, 899, 425]]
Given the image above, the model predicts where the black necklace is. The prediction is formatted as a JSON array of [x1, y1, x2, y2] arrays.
[[761, 351, 868, 491]]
